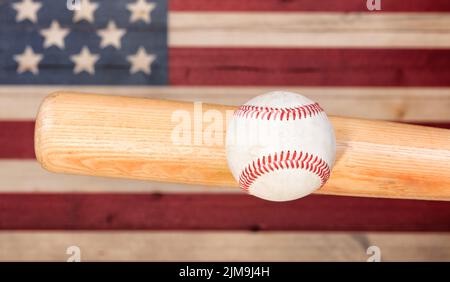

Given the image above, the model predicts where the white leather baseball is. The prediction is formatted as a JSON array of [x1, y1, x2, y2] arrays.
[[226, 91, 336, 201]]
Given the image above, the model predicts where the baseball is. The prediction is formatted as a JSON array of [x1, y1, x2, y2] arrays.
[[226, 91, 336, 202]]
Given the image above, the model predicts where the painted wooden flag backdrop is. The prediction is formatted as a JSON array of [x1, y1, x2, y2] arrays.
[[0, 0, 450, 261]]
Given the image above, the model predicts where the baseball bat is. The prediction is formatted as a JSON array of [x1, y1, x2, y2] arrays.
[[35, 92, 450, 201]]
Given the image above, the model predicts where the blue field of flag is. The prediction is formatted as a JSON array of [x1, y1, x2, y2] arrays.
[[0, 0, 168, 85]]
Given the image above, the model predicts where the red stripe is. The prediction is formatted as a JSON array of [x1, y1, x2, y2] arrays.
[[1, 121, 450, 159], [0, 193, 448, 231], [170, 48, 450, 86], [170, 0, 450, 12], [411, 123, 450, 129], [0, 121, 35, 159]]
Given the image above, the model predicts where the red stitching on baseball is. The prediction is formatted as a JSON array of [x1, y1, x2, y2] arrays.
[[239, 150, 331, 191], [234, 103, 323, 121]]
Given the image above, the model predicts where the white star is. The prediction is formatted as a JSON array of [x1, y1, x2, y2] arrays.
[[14, 46, 43, 75], [127, 47, 156, 75], [70, 46, 100, 75], [97, 21, 126, 49], [73, 0, 98, 23], [39, 21, 70, 49], [12, 0, 42, 23], [126, 0, 156, 24]]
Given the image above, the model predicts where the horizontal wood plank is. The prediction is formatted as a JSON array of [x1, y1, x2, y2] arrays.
[[2, 86, 448, 121], [0, 193, 449, 231], [169, 13, 450, 48], [1, 231, 449, 261], [0, 160, 233, 193], [169, 48, 450, 86], [170, 0, 450, 12], [2, 157, 450, 193]]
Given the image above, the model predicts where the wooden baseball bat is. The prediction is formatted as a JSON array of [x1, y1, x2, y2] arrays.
[[35, 92, 450, 201]]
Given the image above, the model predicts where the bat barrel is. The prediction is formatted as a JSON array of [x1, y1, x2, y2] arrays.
[[35, 91, 235, 187]]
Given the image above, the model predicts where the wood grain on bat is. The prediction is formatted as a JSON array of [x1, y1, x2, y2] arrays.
[[35, 92, 450, 200]]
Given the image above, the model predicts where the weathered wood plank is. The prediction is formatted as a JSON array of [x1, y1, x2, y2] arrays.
[[170, 0, 450, 12], [1, 86, 449, 121], [169, 48, 450, 86], [0, 160, 233, 193], [169, 13, 450, 48], [1, 231, 449, 261], [0, 193, 449, 231]]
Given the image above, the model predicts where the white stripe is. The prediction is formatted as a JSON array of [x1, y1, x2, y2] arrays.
[[1, 86, 449, 121], [0, 231, 449, 261], [169, 12, 450, 48], [0, 160, 236, 193]]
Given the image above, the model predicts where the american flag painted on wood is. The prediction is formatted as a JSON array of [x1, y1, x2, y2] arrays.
[[0, 0, 450, 261]]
